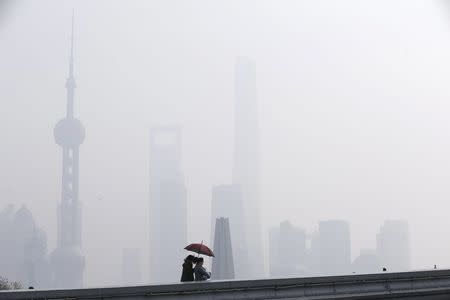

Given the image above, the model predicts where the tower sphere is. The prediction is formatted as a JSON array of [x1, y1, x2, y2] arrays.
[[54, 118, 85, 147]]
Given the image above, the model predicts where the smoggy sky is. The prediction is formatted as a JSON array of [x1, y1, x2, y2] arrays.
[[1, 0, 450, 286]]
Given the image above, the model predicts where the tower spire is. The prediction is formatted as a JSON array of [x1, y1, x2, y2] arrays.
[[66, 9, 76, 118], [70, 9, 74, 78]]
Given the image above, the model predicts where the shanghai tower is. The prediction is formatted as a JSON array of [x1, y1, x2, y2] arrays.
[[51, 14, 85, 288], [232, 57, 264, 277]]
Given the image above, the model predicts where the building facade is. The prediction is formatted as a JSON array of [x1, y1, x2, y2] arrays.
[[149, 126, 187, 283], [269, 221, 307, 277], [122, 248, 142, 286], [317, 220, 351, 275], [0, 205, 51, 288], [376, 220, 411, 272], [232, 57, 264, 277]]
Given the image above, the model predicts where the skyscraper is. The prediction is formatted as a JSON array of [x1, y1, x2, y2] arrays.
[[318, 220, 351, 275], [232, 57, 264, 277], [51, 14, 85, 288], [376, 220, 411, 272], [211, 218, 235, 280], [306, 231, 321, 276], [122, 248, 142, 286], [210, 184, 249, 278], [0, 205, 51, 288], [269, 221, 307, 277], [149, 126, 187, 283]]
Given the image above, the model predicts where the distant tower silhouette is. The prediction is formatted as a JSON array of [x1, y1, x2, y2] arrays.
[[232, 57, 264, 276], [149, 126, 187, 283], [122, 248, 142, 286], [269, 221, 307, 277], [376, 220, 411, 272], [0, 205, 51, 289], [211, 184, 249, 278], [211, 218, 235, 280], [51, 12, 85, 288], [318, 220, 351, 275]]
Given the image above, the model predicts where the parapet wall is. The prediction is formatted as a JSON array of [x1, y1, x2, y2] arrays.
[[3, 269, 450, 300]]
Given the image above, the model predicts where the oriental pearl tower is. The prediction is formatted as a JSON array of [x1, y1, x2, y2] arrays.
[[51, 14, 85, 288]]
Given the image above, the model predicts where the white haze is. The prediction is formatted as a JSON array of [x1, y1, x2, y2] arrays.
[[1, 0, 450, 286]]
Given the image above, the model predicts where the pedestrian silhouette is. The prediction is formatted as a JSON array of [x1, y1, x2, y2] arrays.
[[180, 255, 196, 282], [194, 257, 211, 281]]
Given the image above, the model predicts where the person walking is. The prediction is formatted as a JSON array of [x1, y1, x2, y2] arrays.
[[194, 257, 211, 281], [180, 255, 195, 282]]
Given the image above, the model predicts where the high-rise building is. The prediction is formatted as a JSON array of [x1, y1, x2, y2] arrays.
[[0, 205, 51, 288], [232, 57, 264, 277], [211, 218, 235, 280], [376, 220, 411, 272], [51, 14, 85, 288], [210, 184, 249, 278], [352, 249, 380, 274], [149, 126, 187, 283], [269, 221, 307, 278], [317, 220, 351, 275], [122, 248, 142, 286], [306, 230, 322, 276]]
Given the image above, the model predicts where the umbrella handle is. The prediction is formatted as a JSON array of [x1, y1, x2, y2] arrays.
[[198, 240, 203, 257]]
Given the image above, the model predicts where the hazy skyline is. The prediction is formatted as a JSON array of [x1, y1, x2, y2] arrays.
[[2, 0, 450, 286]]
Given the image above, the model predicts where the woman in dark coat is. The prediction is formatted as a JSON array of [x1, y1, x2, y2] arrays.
[[180, 255, 196, 282]]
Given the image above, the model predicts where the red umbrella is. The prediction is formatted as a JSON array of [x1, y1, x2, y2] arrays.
[[184, 242, 215, 257]]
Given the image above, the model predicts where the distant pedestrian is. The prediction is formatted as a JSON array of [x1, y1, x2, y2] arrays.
[[194, 257, 211, 281], [180, 255, 196, 282]]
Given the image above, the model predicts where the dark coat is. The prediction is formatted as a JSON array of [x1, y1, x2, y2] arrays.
[[181, 262, 194, 282]]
